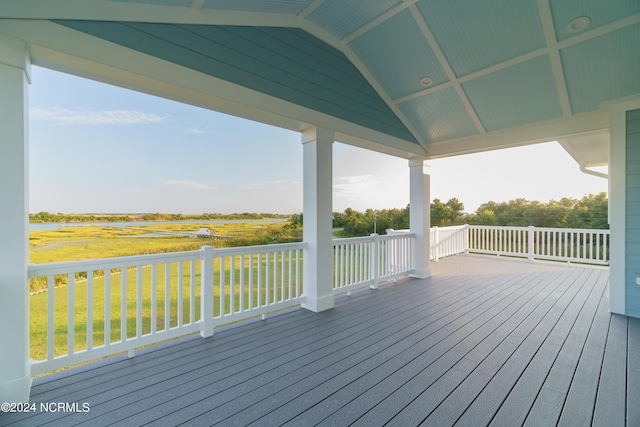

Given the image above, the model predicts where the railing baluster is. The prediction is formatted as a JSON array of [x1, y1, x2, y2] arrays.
[[164, 263, 170, 331], [122, 268, 127, 342], [239, 255, 244, 312], [258, 253, 262, 307], [190, 260, 195, 324], [280, 251, 285, 303], [230, 256, 235, 315], [136, 266, 142, 338], [47, 275, 54, 360], [150, 265, 156, 335], [68, 273, 74, 355], [178, 261, 183, 327], [87, 271, 93, 351], [266, 252, 270, 306], [105, 271, 111, 345], [220, 256, 225, 316], [249, 254, 254, 309]]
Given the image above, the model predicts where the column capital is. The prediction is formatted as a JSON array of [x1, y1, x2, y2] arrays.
[[301, 126, 335, 145], [0, 34, 31, 82], [408, 156, 427, 168]]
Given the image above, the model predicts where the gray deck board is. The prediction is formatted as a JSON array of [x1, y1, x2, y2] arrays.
[[1, 255, 636, 427], [593, 313, 628, 427], [323, 267, 577, 427], [628, 317, 640, 427]]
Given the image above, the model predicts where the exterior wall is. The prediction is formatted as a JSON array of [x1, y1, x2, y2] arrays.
[[626, 108, 640, 317]]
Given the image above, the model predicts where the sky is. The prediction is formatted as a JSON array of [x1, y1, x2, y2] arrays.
[[28, 66, 608, 215]]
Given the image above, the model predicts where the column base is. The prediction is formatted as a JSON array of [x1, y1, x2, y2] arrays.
[[0, 374, 32, 403], [302, 294, 335, 312], [410, 267, 432, 279]]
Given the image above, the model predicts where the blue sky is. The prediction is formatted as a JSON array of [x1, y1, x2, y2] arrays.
[[28, 66, 608, 215]]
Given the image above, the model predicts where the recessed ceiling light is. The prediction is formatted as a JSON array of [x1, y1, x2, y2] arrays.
[[420, 77, 433, 87], [567, 16, 591, 34]]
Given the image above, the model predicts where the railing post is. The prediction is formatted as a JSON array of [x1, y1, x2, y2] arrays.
[[464, 224, 470, 253], [527, 226, 535, 261], [200, 245, 214, 338], [370, 233, 380, 289], [433, 226, 439, 262]]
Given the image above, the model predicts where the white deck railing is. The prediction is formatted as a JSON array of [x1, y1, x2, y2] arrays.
[[27, 225, 608, 373], [468, 225, 610, 265], [332, 233, 415, 294], [28, 242, 306, 375]]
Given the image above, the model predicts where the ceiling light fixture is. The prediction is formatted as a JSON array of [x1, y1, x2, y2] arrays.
[[567, 16, 591, 34], [419, 77, 433, 87]]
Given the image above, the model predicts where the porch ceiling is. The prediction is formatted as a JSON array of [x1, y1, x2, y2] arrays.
[[0, 0, 638, 160]]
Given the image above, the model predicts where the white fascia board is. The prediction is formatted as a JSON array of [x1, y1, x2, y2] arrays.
[[2, 19, 422, 157], [424, 110, 610, 159], [0, 1, 300, 27]]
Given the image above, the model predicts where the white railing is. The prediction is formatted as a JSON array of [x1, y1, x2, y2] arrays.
[[28, 242, 306, 375], [332, 233, 415, 294], [209, 243, 305, 325], [468, 225, 610, 265], [431, 225, 468, 261], [28, 224, 609, 374]]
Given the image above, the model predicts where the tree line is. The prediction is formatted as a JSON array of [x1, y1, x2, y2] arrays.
[[29, 212, 289, 223], [334, 192, 608, 237]]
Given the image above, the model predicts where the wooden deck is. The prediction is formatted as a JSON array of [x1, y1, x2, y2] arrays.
[[2, 254, 638, 426]]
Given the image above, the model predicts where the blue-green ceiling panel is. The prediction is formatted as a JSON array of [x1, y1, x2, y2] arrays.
[[307, 0, 400, 40], [550, 0, 640, 41], [110, 0, 191, 5], [418, 0, 546, 78], [398, 87, 478, 143], [202, 0, 313, 14], [348, 9, 448, 100], [462, 55, 562, 131], [561, 24, 640, 115], [54, 20, 419, 144]]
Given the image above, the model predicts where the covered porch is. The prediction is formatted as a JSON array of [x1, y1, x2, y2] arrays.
[[2, 255, 637, 426], [1, 0, 639, 417]]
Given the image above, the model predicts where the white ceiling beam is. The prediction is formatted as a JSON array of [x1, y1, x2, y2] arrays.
[[408, 5, 486, 135], [536, 0, 572, 117], [189, 0, 205, 11], [557, 12, 640, 50], [341, 0, 418, 45], [297, 0, 325, 20]]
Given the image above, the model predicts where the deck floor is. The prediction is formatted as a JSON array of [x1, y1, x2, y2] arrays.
[[2, 254, 638, 426]]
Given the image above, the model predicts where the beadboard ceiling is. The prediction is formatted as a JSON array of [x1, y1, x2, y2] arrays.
[[0, 0, 638, 161]]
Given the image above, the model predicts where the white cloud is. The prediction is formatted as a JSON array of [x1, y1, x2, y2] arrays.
[[184, 128, 206, 135], [160, 179, 217, 191], [30, 108, 167, 125], [333, 175, 381, 200]]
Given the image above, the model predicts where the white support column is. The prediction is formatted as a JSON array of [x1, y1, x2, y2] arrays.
[[301, 126, 334, 312], [409, 157, 432, 278], [0, 35, 32, 402]]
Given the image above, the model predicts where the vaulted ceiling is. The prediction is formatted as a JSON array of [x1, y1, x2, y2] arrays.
[[1, 0, 638, 162]]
